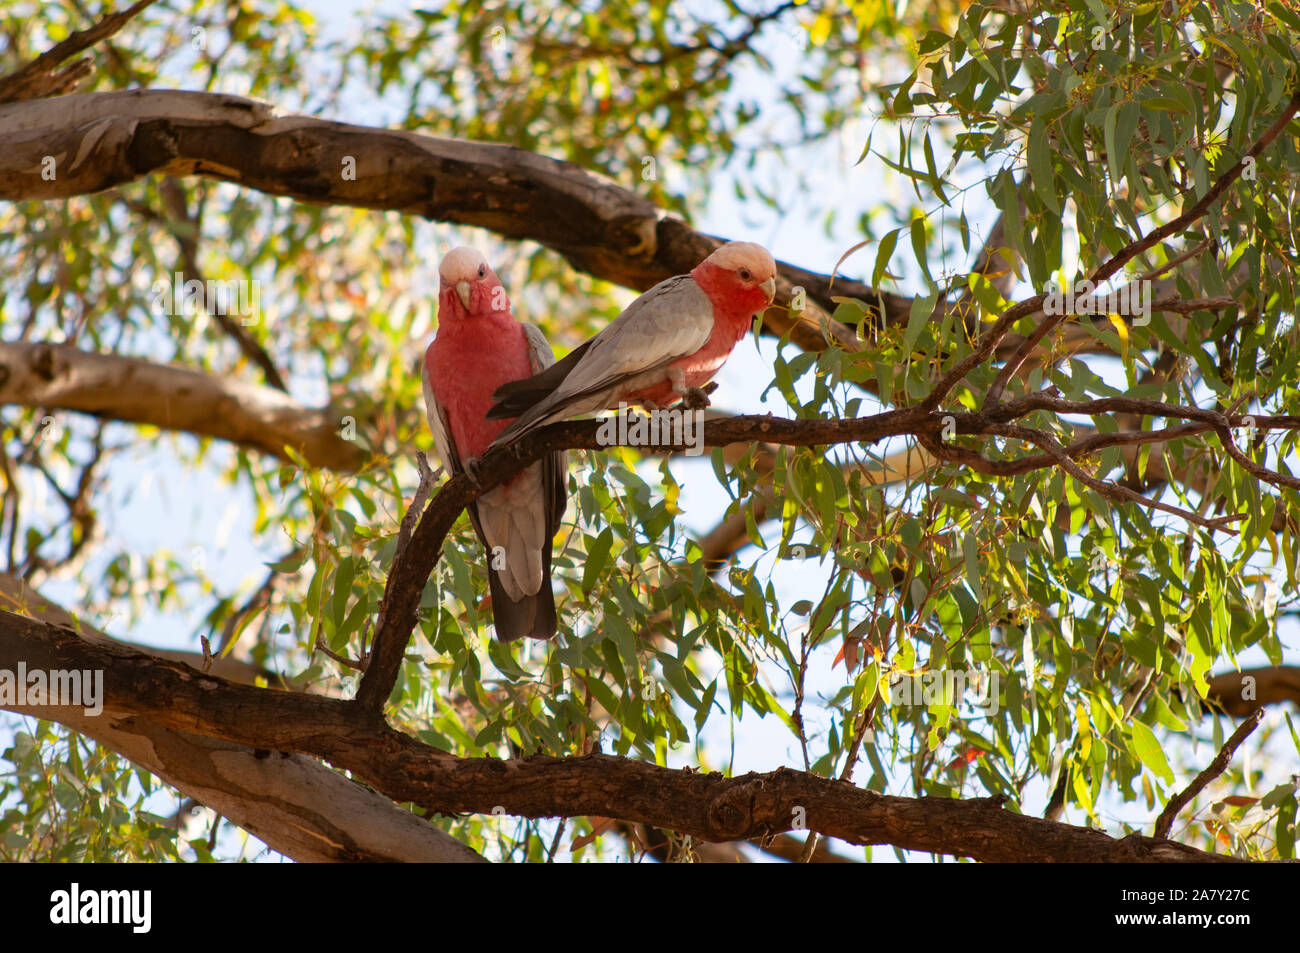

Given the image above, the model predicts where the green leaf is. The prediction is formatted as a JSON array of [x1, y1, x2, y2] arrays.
[[905, 286, 939, 353], [581, 529, 614, 594], [873, 229, 900, 286], [1129, 721, 1173, 783], [1027, 119, 1060, 214], [910, 216, 932, 283], [963, 530, 984, 602], [1276, 792, 1296, 859]]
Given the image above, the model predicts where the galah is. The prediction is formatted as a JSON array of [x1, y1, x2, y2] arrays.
[[486, 241, 777, 446], [422, 246, 567, 641]]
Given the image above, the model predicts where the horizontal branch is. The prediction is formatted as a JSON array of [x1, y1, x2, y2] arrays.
[[0, 579, 481, 862], [357, 409, 926, 710], [0, 89, 908, 353], [362, 389, 1300, 710], [0, 341, 365, 470], [0, 610, 1236, 861], [1206, 667, 1300, 716]]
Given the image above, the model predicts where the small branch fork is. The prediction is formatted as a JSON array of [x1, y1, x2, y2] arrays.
[[0, 0, 161, 104], [1155, 709, 1265, 840]]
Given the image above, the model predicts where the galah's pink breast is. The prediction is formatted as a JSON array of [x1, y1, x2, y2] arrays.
[[429, 319, 533, 460]]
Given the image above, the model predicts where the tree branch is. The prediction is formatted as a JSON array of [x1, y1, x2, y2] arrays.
[[0, 89, 903, 354], [154, 179, 290, 391], [1205, 667, 1300, 716], [0, 609, 1239, 862], [0, 341, 365, 470], [0, 0, 160, 104], [360, 388, 1300, 713], [1154, 709, 1265, 839], [0, 580, 482, 862], [356, 409, 924, 712], [936, 84, 1300, 412]]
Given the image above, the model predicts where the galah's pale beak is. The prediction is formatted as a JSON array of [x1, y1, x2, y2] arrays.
[[456, 280, 472, 310], [760, 276, 776, 302]]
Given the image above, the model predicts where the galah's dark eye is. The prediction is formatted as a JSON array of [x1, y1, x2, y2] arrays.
[[478, 265, 487, 279], [739, 268, 752, 281]]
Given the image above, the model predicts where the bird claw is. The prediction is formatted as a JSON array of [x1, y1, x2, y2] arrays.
[[462, 456, 484, 487], [681, 385, 714, 411]]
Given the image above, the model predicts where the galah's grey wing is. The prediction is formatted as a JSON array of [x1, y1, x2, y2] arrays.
[[547, 276, 715, 401], [491, 337, 593, 419], [522, 323, 570, 537], [422, 356, 463, 478], [489, 276, 715, 446]]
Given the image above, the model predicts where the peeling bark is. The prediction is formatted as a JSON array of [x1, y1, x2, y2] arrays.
[[0, 576, 482, 862], [0, 341, 365, 470]]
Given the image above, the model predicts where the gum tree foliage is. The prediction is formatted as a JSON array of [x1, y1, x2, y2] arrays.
[[1, 0, 1298, 861]]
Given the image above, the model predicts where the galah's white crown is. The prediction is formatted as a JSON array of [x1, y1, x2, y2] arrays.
[[705, 242, 777, 281], [439, 246, 490, 284]]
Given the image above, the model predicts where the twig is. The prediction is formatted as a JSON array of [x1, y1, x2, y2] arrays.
[[0, 0, 160, 104], [313, 634, 366, 672], [156, 181, 290, 392], [990, 423, 1244, 532], [1089, 87, 1300, 287], [1213, 424, 1300, 493], [1134, 238, 1216, 284], [395, 452, 437, 559], [1154, 709, 1265, 839], [545, 818, 567, 863], [216, 555, 288, 654], [953, 84, 1300, 412]]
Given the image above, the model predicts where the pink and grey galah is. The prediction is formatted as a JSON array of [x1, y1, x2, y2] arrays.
[[486, 242, 778, 445], [422, 247, 567, 641]]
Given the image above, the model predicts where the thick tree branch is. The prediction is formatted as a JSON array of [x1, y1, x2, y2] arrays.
[[0, 89, 901, 353], [0, 581, 482, 862], [0, 341, 365, 470], [1205, 667, 1300, 715], [0, 610, 1238, 861]]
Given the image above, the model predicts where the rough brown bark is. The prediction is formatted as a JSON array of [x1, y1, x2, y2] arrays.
[[0, 581, 482, 862], [0, 341, 365, 470], [0, 610, 1236, 862], [0, 89, 903, 352]]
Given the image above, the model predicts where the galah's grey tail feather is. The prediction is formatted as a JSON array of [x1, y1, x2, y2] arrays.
[[485, 543, 557, 641]]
